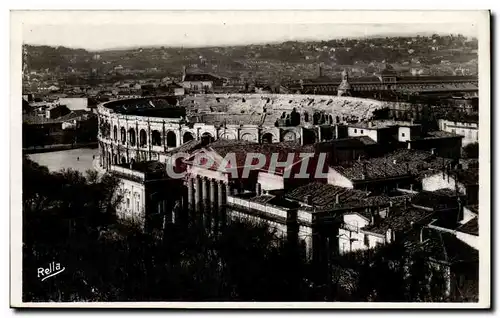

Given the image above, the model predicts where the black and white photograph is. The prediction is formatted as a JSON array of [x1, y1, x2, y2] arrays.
[[10, 10, 491, 308]]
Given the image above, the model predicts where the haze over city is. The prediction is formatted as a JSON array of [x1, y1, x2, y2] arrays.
[[20, 11, 478, 50]]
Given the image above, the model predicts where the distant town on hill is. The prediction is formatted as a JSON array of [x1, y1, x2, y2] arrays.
[[23, 34, 478, 88]]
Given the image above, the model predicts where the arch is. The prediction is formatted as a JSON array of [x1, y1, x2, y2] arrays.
[[302, 128, 317, 145], [130, 158, 136, 166], [113, 154, 118, 164], [220, 132, 236, 140], [139, 129, 147, 148], [183, 131, 195, 143], [201, 132, 214, 144], [166, 130, 177, 147], [313, 112, 321, 125], [120, 127, 126, 145], [121, 156, 126, 164], [240, 133, 256, 142], [304, 112, 310, 122], [282, 130, 297, 142], [128, 128, 136, 146], [261, 133, 274, 143], [151, 130, 162, 146]]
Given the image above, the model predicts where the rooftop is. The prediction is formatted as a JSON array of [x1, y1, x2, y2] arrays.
[[421, 228, 478, 264], [166, 139, 202, 155], [423, 130, 463, 140], [362, 206, 435, 235], [116, 161, 167, 175], [284, 182, 413, 213], [410, 190, 462, 211], [206, 139, 315, 172], [456, 217, 479, 236], [183, 73, 223, 82], [348, 121, 398, 130], [332, 149, 453, 181], [465, 204, 479, 214]]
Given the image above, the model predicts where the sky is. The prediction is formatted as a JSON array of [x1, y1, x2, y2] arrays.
[[19, 11, 481, 51]]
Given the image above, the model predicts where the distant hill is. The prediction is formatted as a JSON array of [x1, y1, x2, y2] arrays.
[[23, 34, 478, 83]]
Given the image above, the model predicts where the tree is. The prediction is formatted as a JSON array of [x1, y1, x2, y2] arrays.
[[463, 142, 479, 159]]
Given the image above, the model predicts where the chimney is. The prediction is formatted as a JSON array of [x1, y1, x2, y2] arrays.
[[430, 148, 436, 155], [407, 141, 411, 149], [305, 195, 313, 205], [335, 194, 340, 204], [255, 182, 262, 196], [393, 159, 397, 165]]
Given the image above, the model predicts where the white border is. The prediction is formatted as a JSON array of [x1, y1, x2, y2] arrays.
[[9, 10, 491, 309]]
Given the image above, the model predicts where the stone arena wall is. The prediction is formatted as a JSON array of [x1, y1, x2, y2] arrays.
[[97, 94, 390, 170]]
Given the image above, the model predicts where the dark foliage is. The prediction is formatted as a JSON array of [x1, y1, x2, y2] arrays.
[[22, 157, 464, 302], [463, 142, 479, 159]]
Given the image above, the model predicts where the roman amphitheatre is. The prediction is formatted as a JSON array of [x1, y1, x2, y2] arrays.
[[97, 93, 393, 169]]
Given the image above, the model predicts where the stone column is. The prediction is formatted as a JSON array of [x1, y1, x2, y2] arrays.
[[210, 179, 217, 211], [162, 121, 167, 152], [195, 176, 202, 212], [218, 181, 225, 208], [317, 126, 322, 142], [202, 177, 209, 210], [187, 178, 194, 211], [255, 182, 262, 196]]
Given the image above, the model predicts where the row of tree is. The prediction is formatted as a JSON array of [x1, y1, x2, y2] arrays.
[[23, 157, 463, 302]]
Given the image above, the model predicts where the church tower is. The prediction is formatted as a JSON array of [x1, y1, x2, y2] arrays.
[[337, 69, 352, 96]]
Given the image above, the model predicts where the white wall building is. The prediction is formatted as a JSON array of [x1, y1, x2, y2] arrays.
[[438, 118, 478, 147]]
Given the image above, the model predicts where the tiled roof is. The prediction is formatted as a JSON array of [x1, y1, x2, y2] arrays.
[[22, 110, 94, 125], [456, 217, 478, 236], [332, 149, 453, 181], [315, 136, 376, 151], [284, 182, 412, 213], [410, 190, 461, 211], [248, 195, 275, 204], [421, 228, 478, 263], [348, 121, 397, 129], [362, 206, 435, 235], [209, 140, 314, 171], [166, 139, 202, 155], [423, 130, 463, 139], [23, 114, 59, 125], [465, 204, 479, 214], [356, 136, 378, 145], [285, 183, 370, 207], [117, 160, 166, 174]]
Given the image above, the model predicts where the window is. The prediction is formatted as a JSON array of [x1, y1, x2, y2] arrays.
[[360, 130, 364, 134], [364, 235, 369, 247], [354, 129, 357, 133], [342, 243, 347, 254], [402, 132, 405, 137], [126, 198, 130, 209], [452, 129, 456, 134]]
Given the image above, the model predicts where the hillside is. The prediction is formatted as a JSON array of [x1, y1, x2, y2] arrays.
[[23, 34, 478, 84]]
